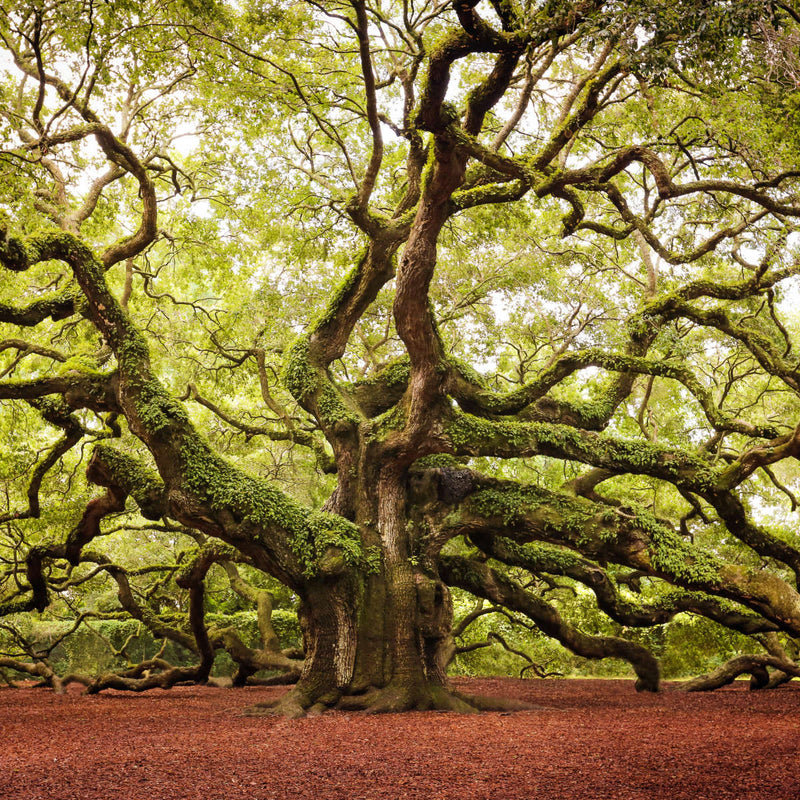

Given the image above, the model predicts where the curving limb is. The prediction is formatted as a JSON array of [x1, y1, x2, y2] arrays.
[[440, 554, 661, 692]]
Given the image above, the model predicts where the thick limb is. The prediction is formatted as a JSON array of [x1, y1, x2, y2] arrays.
[[677, 655, 800, 692], [427, 472, 800, 638], [440, 555, 661, 691]]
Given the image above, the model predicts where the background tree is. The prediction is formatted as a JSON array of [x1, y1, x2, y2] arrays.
[[3, 0, 800, 714]]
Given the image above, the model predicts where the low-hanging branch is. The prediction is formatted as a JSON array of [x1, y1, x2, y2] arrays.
[[439, 554, 661, 691], [468, 533, 779, 636], [428, 470, 800, 636]]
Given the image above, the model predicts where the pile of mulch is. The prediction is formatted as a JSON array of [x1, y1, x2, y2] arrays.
[[1, 678, 798, 799]]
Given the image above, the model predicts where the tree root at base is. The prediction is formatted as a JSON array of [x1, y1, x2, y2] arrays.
[[240, 682, 541, 717]]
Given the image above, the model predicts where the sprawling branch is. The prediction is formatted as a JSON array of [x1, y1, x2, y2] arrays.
[[470, 533, 778, 636], [431, 472, 800, 636], [448, 348, 780, 439], [677, 654, 800, 691], [9, 49, 158, 267], [440, 554, 660, 691]]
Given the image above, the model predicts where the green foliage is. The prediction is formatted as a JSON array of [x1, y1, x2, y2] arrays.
[[5, 611, 304, 678], [8, 619, 193, 675]]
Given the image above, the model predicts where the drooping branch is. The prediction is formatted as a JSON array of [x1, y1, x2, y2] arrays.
[[215, 561, 303, 684], [0, 339, 67, 363], [440, 554, 661, 691], [431, 472, 800, 636], [470, 533, 779, 636], [1, 227, 363, 588], [704, 489, 800, 583], [0, 655, 68, 693], [0, 371, 118, 411], [677, 654, 800, 692]]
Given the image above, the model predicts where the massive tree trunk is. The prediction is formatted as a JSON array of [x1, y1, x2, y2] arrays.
[[252, 466, 476, 715]]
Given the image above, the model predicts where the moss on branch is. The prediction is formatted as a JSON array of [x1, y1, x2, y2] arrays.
[[178, 436, 365, 578], [282, 335, 360, 429], [353, 358, 410, 416], [445, 412, 720, 491], [472, 534, 775, 634], [449, 347, 779, 439], [88, 445, 166, 521], [448, 479, 721, 587]]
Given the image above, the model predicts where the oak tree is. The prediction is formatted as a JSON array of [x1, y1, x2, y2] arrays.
[[3, 0, 800, 714]]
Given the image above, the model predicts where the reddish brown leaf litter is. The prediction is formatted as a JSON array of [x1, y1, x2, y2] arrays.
[[1, 678, 799, 800]]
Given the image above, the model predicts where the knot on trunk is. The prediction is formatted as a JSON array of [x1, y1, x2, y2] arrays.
[[437, 467, 475, 504]]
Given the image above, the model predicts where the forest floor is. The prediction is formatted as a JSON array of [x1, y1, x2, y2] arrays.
[[1, 677, 798, 800]]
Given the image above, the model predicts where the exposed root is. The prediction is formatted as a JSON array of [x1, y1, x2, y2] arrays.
[[450, 690, 541, 712], [343, 683, 541, 714], [245, 672, 299, 687], [364, 684, 447, 714], [336, 688, 381, 711], [241, 681, 543, 717], [240, 686, 324, 718]]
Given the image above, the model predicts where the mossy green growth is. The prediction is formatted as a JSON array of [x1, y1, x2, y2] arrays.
[[294, 510, 365, 577], [133, 379, 191, 437], [179, 435, 366, 578], [317, 383, 359, 428], [626, 311, 662, 342], [450, 178, 527, 211], [32, 395, 74, 421], [281, 335, 318, 402], [358, 358, 410, 389], [281, 336, 359, 427], [448, 357, 489, 389], [60, 355, 107, 377], [625, 510, 720, 586], [574, 397, 616, 428], [0, 227, 92, 271], [467, 481, 720, 586], [366, 402, 407, 442], [0, 226, 29, 271], [313, 261, 361, 330], [447, 412, 719, 490], [91, 444, 164, 519], [175, 541, 241, 586], [503, 538, 591, 574], [447, 413, 593, 456], [446, 412, 532, 452], [412, 453, 462, 469], [469, 484, 552, 526], [116, 330, 151, 368]]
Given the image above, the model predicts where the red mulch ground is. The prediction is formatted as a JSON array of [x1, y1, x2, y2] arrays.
[[1, 678, 798, 800]]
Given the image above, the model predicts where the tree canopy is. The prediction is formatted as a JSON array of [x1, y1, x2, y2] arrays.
[[3, 0, 800, 713]]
